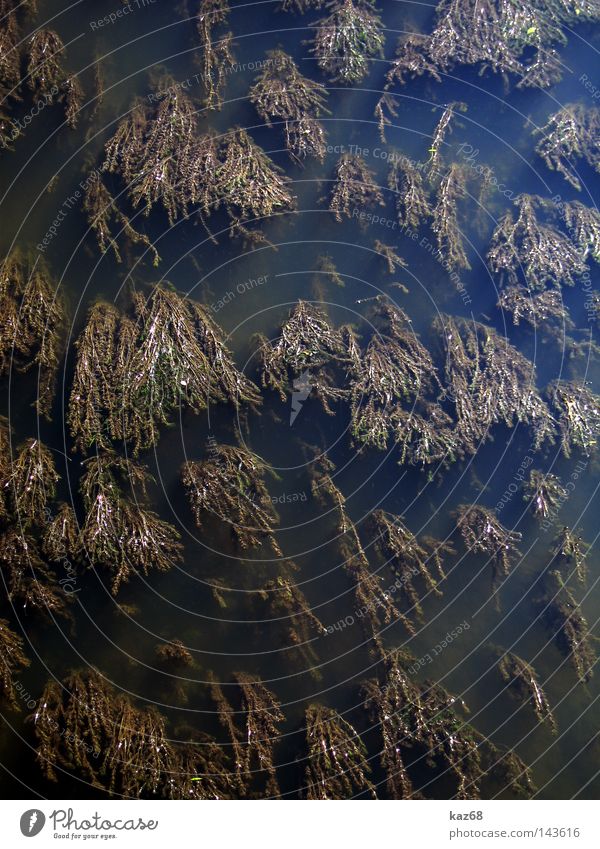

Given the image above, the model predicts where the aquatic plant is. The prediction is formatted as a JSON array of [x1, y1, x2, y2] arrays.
[[365, 648, 535, 799], [552, 526, 589, 585], [351, 300, 439, 450], [196, 0, 235, 110], [69, 288, 259, 454], [388, 156, 431, 229], [497, 650, 556, 733], [42, 503, 80, 562], [26, 29, 83, 126], [217, 127, 296, 233], [534, 105, 600, 190], [234, 672, 284, 796], [250, 49, 329, 163], [385, 33, 441, 89], [373, 240, 406, 274], [434, 315, 555, 452], [310, 0, 385, 84], [325, 153, 384, 222], [388, 0, 591, 89], [122, 288, 260, 450], [182, 443, 281, 554], [523, 470, 568, 522], [313, 254, 345, 288], [26, 29, 64, 95], [310, 460, 406, 645], [0, 619, 30, 710], [497, 286, 572, 329], [103, 82, 227, 228], [155, 640, 195, 668], [32, 669, 234, 798], [303, 704, 376, 799], [541, 570, 596, 684], [256, 300, 350, 405], [369, 509, 446, 626], [209, 676, 247, 793], [432, 163, 470, 270], [454, 504, 522, 601], [363, 649, 485, 799], [210, 672, 284, 796], [68, 301, 120, 452], [361, 649, 415, 798], [563, 200, 600, 261], [0, 250, 66, 418], [83, 178, 161, 266], [60, 75, 84, 129], [427, 102, 466, 179], [257, 570, 326, 673], [281, 0, 324, 10], [0, 528, 70, 619], [488, 195, 586, 289], [546, 379, 600, 457], [4, 438, 59, 525], [79, 453, 182, 595]]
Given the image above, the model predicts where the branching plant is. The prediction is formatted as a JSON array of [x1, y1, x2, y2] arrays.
[[552, 526, 589, 585], [79, 453, 182, 595], [455, 504, 522, 601], [196, 0, 235, 110], [541, 570, 596, 684], [250, 50, 329, 163], [0, 250, 66, 418], [0, 619, 30, 710], [303, 704, 376, 798], [182, 443, 281, 554], [432, 163, 470, 270], [310, 0, 385, 84], [325, 153, 384, 222], [488, 195, 586, 289], [497, 651, 557, 733], [534, 105, 600, 190], [434, 315, 555, 453], [547, 379, 600, 457], [523, 470, 567, 522]]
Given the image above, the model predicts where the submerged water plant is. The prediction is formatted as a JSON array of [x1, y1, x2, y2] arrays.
[[454, 504, 522, 602], [369, 509, 447, 627], [0, 619, 30, 710], [497, 650, 557, 733], [434, 315, 555, 452], [363, 649, 534, 799], [79, 453, 183, 595], [303, 704, 376, 799], [69, 287, 259, 454], [250, 50, 329, 163], [31, 669, 235, 798], [541, 570, 596, 684], [310, 0, 385, 84], [325, 153, 384, 222], [182, 443, 281, 554], [195, 0, 235, 110], [523, 470, 568, 522], [547, 379, 600, 457], [351, 300, 439, 450], [488, 195, 587, 290], [551, 526, 589, 585], [0, 250, 66, 418], [534, 105, 600, 190]]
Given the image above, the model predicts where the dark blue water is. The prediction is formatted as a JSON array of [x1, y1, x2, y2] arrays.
[[1, 0, 600, 800]]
